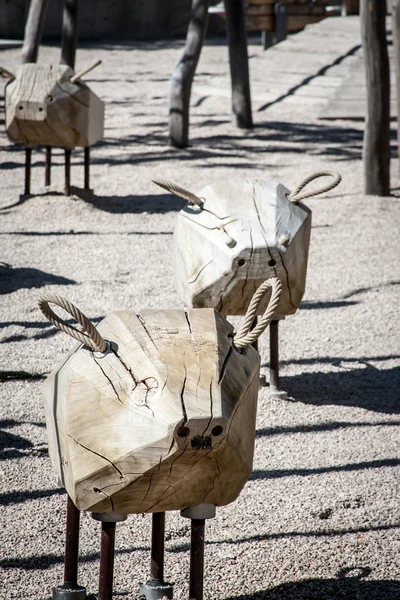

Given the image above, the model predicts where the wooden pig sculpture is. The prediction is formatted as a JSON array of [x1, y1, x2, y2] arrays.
[[3, 61, 104, 195], [155, 172, 341, 396], [39, 284, 280, 599]]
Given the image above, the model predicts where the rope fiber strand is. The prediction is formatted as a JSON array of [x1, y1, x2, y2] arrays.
[[289, 171, 341, 203], [38, 295, 107, 353], [234, 278, 282, 349]]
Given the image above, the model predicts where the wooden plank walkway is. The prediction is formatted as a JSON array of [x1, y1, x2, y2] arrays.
[[195, 16, 393, 120], [320, 47, 396, 120]]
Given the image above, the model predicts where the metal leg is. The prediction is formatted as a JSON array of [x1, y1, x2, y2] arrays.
[[52, 495, 86, 599], [84, 147, 90, 189], [189, 520, 205, 600], [45, 146, 52, 187], [181, 504, 216, 600], [269, 320, 287, 399], [139, 512, 173, 600], [99, 522, 116, 600], [64, 149, 71, 196], [92, 512, 127, 600], [25, 147, 32, 195]]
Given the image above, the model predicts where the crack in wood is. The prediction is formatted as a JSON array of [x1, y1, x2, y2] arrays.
[[218, 346, 233, 384], [67, 433, 124, 480], [188, 259, 213, 284], [252, 185, 278, 277], [93, 355, 124, 405]]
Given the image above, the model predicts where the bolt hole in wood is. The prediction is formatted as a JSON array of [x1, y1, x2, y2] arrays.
[[18, 106, 23, 110], [211, 425, 223, 436], [238, 259, 246, 266], [268, 259, 276, 266], [177, 426, 190, 438], [38, 107, 43, 111]]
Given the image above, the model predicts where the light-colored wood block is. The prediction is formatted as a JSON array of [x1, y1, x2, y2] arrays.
[[42, 308, 260, 513], [173, 179, 311, 318], [5, 63, 104, 148]]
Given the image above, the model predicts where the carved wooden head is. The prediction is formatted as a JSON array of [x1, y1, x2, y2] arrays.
[[5, 64, 104, 149], [172, 178, 312, 317], [42, 307, 261, 514]]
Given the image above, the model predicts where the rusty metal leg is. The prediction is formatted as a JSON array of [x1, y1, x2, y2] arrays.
[[52, 495, 86, 599], [189, 520, 205, 600], [99, 522, 116, 600], [269, 320, 287, 399], [24, 147, 32, 195], [181, 504, 216, 600], [64, 149, 71, 196], [84, 147, 90, 189], [92, 512, 127, 600], [45, 146, 51, 187], [252, 317, 267, 388], [139, 512, 173, 600]]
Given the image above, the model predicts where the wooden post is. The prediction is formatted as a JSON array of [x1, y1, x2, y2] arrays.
[[392, 0, 400, 170], [169, 0, 209, 148], [360, 0, 390, 195], [61, 0, 80, 70], [224, 0, 253, 129], [22, 0, 49, 64], [342, 0, 359, 16]]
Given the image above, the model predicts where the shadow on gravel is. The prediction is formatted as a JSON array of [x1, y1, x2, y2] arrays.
[[283, 364, 400, 414], [0, 488, 64, 507], [225, 576, 400, 600], [0, 429, 47, 460], [0, 316, 103, 344], [0, 263, 76, 295], [79, 192, 185, 214]]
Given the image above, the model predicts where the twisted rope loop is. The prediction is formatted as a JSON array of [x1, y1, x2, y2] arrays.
[[153, 178, 204, 208], [38, 295, 106, 353], [289, 171, 341, 204], [234, 278, 282, 349]]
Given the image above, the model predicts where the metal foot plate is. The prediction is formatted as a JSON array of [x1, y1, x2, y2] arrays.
[[52, 584, 86, 599], [139, 580, 174, 600]]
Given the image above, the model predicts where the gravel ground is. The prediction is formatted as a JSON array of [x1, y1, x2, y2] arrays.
[[0, 29, 399, 600]]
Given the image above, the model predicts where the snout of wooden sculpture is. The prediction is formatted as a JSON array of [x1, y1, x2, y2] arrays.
[[5, 63, 104, 149], [40, 282, 281, 515], [155, 173, 341, 319]]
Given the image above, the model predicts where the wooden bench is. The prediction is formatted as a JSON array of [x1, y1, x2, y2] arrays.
[[210, 0, 359, 48]]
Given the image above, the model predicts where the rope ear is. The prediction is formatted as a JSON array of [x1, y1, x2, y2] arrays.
[[153, 179, 204, 208], [233, 278, 282, 349], [38, 295, 107, 353], [289, 171, 341, 204]]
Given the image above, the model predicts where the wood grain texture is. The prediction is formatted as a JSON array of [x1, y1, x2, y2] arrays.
[[360, 0, 390, 195], [173, 178, 311, 318], [5, 63, 104, 148], [42, 308, 260, 513]]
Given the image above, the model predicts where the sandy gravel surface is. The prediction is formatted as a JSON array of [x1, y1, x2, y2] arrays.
[[0, 23, 399, 600]]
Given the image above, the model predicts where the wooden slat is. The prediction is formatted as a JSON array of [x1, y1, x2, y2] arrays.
[[246, 14, 325, 31]]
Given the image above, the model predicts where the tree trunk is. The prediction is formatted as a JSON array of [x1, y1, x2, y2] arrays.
[[360, 0, 390, 195], [61, 0, 80, 70], [392, 0, 400, 170], [224, 0, 253, 129], [169, 0, 209, 148], [22, 0, 49, 64]]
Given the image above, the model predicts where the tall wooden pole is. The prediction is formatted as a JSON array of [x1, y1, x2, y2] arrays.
[[169, 0, 210, 148], [61, 0, 80, 70], [360, 0, 390, 195], [22, 0, 49, 63], [224, 0, 253, 129], [392, 0, 400, 170]]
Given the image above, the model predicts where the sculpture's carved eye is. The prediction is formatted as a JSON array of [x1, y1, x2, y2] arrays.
[[18, 106, 23, 111], [212, 425, 223, 436], [238, 259, 245, 267], [268, 259, 276, 267], [38, 107, 43, 112], [177, 426, 190, 438]]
